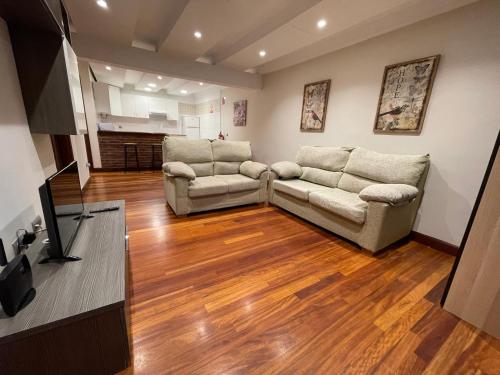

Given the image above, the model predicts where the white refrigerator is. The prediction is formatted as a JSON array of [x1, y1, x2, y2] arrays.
[[182, 115, 200, 139]]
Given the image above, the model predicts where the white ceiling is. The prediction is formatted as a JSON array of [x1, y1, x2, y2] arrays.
[[66, 0, 477, 82], [90, 62, 225, 98]]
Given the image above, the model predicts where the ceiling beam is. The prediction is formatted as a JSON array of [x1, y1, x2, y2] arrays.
[[208, 0, 322, 64], [72, 34, 262, 89]]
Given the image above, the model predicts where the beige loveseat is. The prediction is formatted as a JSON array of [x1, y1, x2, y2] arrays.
[[269, 146, 430, 253], [162, 137, 268, 215]]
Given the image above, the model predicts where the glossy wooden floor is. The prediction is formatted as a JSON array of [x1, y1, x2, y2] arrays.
[[84, 171, 500, 375]]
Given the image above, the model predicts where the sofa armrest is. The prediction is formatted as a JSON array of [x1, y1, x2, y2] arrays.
[[240, 160, 268, 179], [270, 161, 302, 179], [359, 184, 418, 206], [162, 161, 196, 181]]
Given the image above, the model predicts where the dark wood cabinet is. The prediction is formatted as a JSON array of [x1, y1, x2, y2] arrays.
[[0, 201, 130, 375], [0, 0, 86, 135]]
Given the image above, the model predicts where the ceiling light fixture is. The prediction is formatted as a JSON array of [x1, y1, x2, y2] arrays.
[[259, 50, 266, 58], [199, 82, 204, 86], [144, 87, 152, 92], [147, 83, 157, 88], [194, 31, 202, 39], [105, 65, 112, 71], [180, 89, 188, 94], [96, 0, 108, 9], [317, 19, 327, 29], [157, 76, 162, 80]]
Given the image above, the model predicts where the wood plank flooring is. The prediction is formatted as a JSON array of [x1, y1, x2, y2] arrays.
[[84, 171, 500, 375]]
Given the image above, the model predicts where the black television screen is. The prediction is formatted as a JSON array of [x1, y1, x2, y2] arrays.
[[39, 161, 84, 263]]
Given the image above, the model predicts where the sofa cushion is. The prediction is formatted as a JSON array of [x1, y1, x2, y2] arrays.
[[188, 162, 214, 177], [296, 146, 351, 171], [212, 140, 252, 162], [162, 162, 196, 180], [215, 174, 261, 193], [359, 184, 419, 206], [188, 176, 228, 198], [214, 161, 241, 175], [337, 172, 378, 193], [344, 148, 429, 186], [164, 137, 213, 163], [300, 167, 342, 188], [240, 161, 267, 179], [271, 161, 302, 179], [273, 179, 331, 201], [309, 189, 368, 224]]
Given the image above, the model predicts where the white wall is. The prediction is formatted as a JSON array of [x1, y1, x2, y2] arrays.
[[79, 60, 102, 168], [0, 19, 57, 262], [221, 87, 259, 142], [223, 0, 500, 246]]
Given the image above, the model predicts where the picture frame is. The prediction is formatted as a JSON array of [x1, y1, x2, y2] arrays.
[[300, 79, 331, 132], [233, 100, 247, 127], [373, 55, 440, 135]]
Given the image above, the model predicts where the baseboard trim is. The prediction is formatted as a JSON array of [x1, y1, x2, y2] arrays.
[[410, 231, 458, 256]]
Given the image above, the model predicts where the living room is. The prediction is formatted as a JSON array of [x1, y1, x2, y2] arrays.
[[0, 0, 499, 374]]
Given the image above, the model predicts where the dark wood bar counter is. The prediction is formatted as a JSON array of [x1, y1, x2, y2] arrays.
[[97, 131, 176, 170]]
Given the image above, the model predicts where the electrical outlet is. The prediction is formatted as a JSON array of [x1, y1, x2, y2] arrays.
[[31, 215, 42, 232]]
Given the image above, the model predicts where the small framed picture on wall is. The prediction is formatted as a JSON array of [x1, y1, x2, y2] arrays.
[[233, 100, 247, 126], [300, 79, 331, 132]]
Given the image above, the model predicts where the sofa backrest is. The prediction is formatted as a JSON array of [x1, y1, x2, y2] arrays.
[[295, 146, 351, 188], [162, 137, 254, 177], [338, 148, 430, 193], [211, 140, 252, 175], [163, 137, 214, 177]]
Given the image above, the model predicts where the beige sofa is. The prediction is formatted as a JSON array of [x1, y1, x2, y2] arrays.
[[269, 146, 430, 253], [162, 137, 268, 215]]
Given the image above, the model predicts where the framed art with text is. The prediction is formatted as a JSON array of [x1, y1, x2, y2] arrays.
[[374, 55, 440, 135]]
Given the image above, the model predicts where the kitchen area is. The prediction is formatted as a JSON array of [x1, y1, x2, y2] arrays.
[[88, 63, 224, 170]]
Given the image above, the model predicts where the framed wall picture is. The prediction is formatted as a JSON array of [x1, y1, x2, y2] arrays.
[[300, 79, 331, 132], [374, 55, 440, 135], [233, 100, 247, 126]]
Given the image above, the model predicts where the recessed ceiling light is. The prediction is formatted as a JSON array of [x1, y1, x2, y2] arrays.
[[147, 83, 157, 88], [144, 87, 152, 92], [259, 50, 266, 58], [180, 89, 188, 94], [317, 19, 327, 29], [105, 65, 112, 71], [199, 82, 204, 86], [157, 76, 162, 80], [96, 0, 108, 9], [194, 31, 202, 39]]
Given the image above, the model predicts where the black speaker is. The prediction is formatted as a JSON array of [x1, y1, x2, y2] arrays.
[[0, 254, 36, 317]]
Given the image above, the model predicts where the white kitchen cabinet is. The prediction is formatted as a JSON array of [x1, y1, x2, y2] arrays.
[[135, 96, 149, 118], [165, 99, 179, 121], [93, 82, 122, 116], [121, 93, 135, 117], [108, 86, 122, 116], [148, 97, 166, 114]]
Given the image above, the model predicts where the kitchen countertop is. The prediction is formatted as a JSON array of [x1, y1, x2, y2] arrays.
[[97, 130, 185, 136]]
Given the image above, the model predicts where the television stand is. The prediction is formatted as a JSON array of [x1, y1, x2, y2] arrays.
[[0, 200, 129, 375], [38, 254, 82, 264]]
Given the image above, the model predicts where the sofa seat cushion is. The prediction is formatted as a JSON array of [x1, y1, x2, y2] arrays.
[[188, 176, 229, 198], [309, 189, 368, 224], [214, 174, 260, 193], [273, 179, 331, 201]]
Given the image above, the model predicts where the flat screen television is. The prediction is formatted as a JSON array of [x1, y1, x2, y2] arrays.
[[38, 161, 83, 263]]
